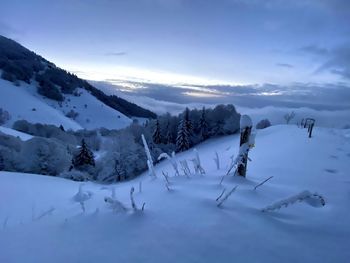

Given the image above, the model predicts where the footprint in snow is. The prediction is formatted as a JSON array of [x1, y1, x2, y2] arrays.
[[324, 168, 338, 174], [347, 153, 350, 158], [329, 155, 338, 159]]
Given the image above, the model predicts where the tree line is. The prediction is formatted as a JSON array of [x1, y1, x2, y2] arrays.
[[0, 104, 240, 182]]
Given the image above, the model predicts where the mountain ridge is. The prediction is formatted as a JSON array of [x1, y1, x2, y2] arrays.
[[0, 35, 157, 120]]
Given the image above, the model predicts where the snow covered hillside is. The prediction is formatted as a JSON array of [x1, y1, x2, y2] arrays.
[[0, 126, 33, 141], [0, 125, 349, 263], [0, 78, 132, 130]]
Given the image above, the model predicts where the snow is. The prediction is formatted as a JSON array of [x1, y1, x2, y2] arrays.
[[0, 125, 350, 262], [0, 126, 33, 141], [240, 114, 253, 129], [237, 105, 350, 128], [0, 79, 132, 130], [0, 79, 82, 130], [40, 88, 132, 130]]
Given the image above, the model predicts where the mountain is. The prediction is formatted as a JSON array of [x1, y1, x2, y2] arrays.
[[0, 35, 156, 130], [0, 125, 349, 262]]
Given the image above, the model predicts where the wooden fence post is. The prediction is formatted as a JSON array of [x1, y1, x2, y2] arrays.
[[308, 122, 314, 138], [304, 118, 315, 138], [237, 115, 252, 177]]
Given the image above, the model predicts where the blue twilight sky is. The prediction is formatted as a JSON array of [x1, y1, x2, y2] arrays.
[[1, 0, 350, 108]]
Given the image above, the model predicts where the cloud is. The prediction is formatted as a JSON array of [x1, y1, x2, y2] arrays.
[[98, 78, 350, 111], [276, 63, 294, 68], [299, 43, 350, 80], [299, 45, 329, 56], [92, 80, 350, 128], [317, 45, 350, 80], [104, 51, 127, 56], [228, 0, 350, 12]]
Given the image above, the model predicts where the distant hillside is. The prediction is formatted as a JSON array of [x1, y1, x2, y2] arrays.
[[0, 35, 156, 120]]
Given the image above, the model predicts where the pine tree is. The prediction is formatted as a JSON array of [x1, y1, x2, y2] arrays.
[[71, 139, 95, 170], [0, 152, 4, 171], [176, 108, 193, 152], [152, 119, 162, 144], [212, 120, 225, 136], [184, 108, 193, 135], [165, 121, 173, 144], [198, 107, 209, 141], [176, 119, 190, 152]]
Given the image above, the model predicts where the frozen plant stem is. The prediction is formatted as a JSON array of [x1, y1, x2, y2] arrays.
[[214, 151, 220, 170], [158, 152, 180, 176], [191, 148, 205, 175], [180, 160, 191, 177], [162, 171, 170, 184], [217, 186, 238, 207], [130, 187, 138, 210], [254, 176, 273, 190], [142, 134, 156, 177], [34, 207, 55, 221], [216, 188, 226, 202], [162, 171, 171, 191], [262, 191, 325, 212]]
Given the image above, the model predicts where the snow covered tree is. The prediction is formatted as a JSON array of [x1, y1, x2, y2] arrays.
[[212, 120, 225, 136], [71, 139, 95, 170], [256, 119, 271, 129], [20, 137, 71, 176], [198, 107, 209, 141], [176, 120, 190, 152], [114, 159, 127, 181], [284, 111, 295, 124], [164, 121, 173, 144], [176, 108, 193, 152], [0, 108, 11, 125], [184, 108, 193, 135], [152, 119, 162, 144]]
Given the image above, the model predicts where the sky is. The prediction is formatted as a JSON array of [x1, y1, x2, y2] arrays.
[[1, 0, 350, 108]]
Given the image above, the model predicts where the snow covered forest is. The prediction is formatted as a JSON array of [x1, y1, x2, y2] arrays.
[[0, 104, 241, 182]]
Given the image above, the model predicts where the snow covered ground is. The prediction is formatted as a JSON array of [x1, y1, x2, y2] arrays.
[[0, 125, 349, 263], [0, 78, 132, 130], [0, 126, 33, 141]]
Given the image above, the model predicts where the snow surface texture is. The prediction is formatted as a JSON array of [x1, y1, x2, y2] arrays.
[[0, 125, 349, 263], [0, 78, 132, 130]]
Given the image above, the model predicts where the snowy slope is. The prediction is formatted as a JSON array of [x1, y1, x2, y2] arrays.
[[0, 126, 33, 141], [0, 125, 349, 263], [36, 87, 132, 130], [0, 78, 132, 130], [0, 79, 82, 130]]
